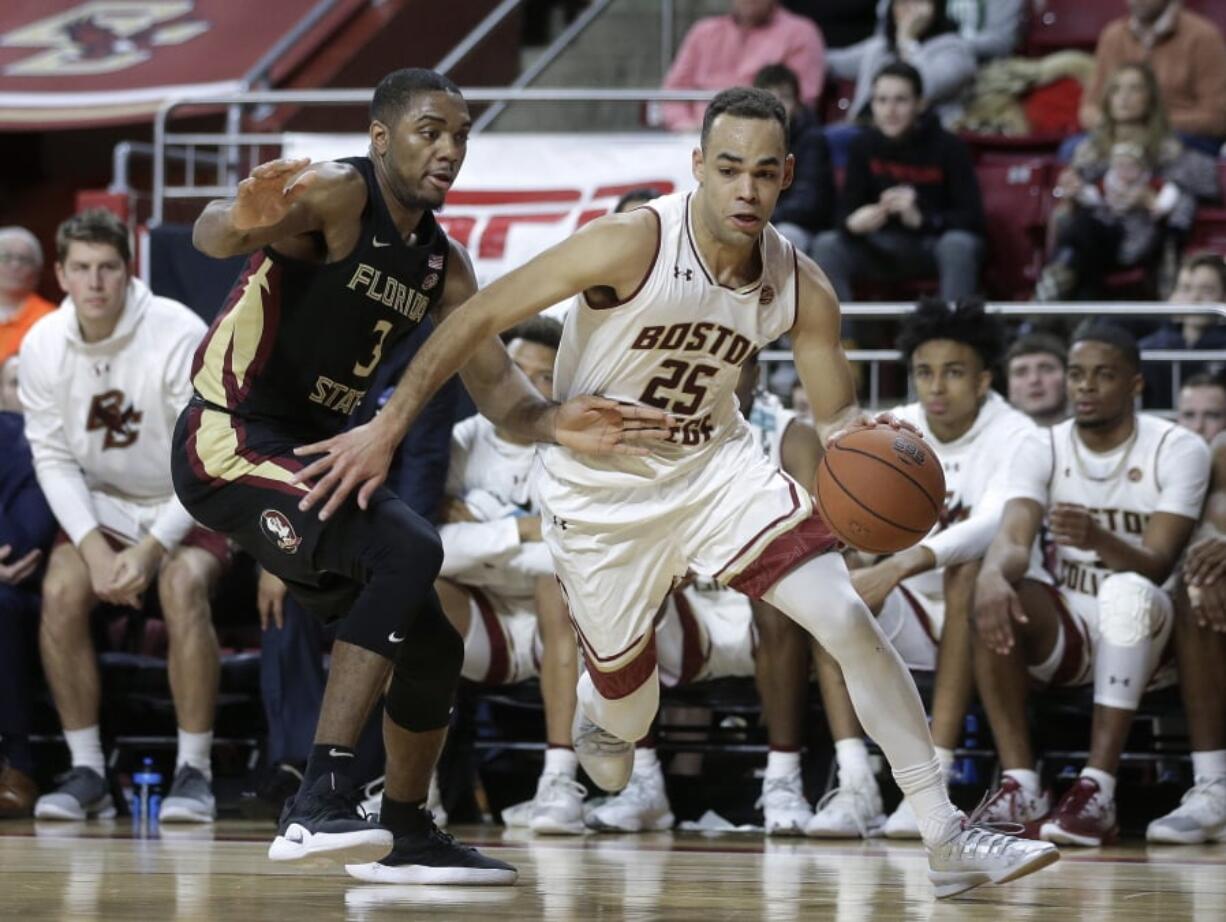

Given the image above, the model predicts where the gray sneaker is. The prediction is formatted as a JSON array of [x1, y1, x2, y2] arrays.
[[160, 766, 217, 823], [34, 766, 116, 821], [927, 814, 1059, 899], [571, 710, 633, 793]]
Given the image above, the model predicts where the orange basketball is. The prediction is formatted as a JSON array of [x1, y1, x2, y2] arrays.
[[815, 427, 945, 555]]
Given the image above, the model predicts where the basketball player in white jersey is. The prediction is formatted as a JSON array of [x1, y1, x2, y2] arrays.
[[432, 316, 586, 834], [297, 87, 1058, 896], [1147, 431, 1226, 842], [807, 299, 1041, 840], [586, 351, 817, 834], [975, 322, 1210, 846]]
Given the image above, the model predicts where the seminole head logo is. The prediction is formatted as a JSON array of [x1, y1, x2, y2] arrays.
[[259, 509, 302, 554], [2, 2, 210, 77]]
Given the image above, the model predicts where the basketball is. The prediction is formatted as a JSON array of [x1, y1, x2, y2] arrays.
[[815, 426, 946, 555]]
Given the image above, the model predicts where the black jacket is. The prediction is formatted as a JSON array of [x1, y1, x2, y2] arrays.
[[774, 106, 836, 232], [839, 113, 984, 235]]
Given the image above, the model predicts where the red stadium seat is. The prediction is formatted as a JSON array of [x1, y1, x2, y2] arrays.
[[974, 157, 1055, 300], [1025, 0, 1117, 53]]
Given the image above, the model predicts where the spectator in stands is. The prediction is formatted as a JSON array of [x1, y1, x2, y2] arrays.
[[246, 321, 460, 821], [1176, 373, 1226, 444], [1038, 63, 1219, 303], [830, 0, 976, 128], [660, 0, 826, 132], [831, 0, 1023, 74], [614, 187, 661, 214], [1080, 0, 1226, 154], [1140, 252, 1226, 407], [0, 354, 56, 817], [0, 227, 55, 365], [1006, 333, 1069, 427], [754, 63, 836, 253], [813, 62, 985, 301], [19, 209, 228, 823]]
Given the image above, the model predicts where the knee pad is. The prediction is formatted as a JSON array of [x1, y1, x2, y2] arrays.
[[385, 593, 465, 732], [1097, 573, 1171, 647]]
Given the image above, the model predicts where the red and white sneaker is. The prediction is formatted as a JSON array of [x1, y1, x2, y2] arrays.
[[978, 776, 1051, 838], [1040, 777, 1119, 847]]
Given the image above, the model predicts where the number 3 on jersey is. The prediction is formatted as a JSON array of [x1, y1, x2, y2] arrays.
[[640, 358, 716, 445], [353, 320, 393, 378]]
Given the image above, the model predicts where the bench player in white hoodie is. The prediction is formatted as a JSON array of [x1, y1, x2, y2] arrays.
[[18, 210, 228, 823], [805, 299, 1041, 839], [295, 87, 1059, 898]]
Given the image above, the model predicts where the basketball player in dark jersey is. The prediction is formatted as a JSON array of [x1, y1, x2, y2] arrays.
[[172, 68, 670, 885]]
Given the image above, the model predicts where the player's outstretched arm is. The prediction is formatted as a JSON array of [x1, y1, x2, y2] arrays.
[[192, 158, 364, 259], [290, 212, 671, 520], [788, 253, 917, 445]]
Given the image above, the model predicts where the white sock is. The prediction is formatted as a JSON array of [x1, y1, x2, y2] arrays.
[[934, 746, 956, 781], [1080, 767, 1116, 799], [766, 749, 801, 779], [893, 756, 961, 847], [543, 747, 578, 778], [633, 747, 660, 772], [835, 738, 875, 789], [176, 729, 213, 780], [1192, 750, 1226, 783], [1003, 768, 1041, 796], [64, 726, 105, 777]]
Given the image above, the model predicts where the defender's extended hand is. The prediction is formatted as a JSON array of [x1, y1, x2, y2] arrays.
[[554, 396, 674, 456], [292, 418, 399, 521], [231, 158, 317, 231]]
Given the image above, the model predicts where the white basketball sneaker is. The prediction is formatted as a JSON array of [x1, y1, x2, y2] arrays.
[[927, 814, 1060, 899], [571, 710, 634, 793], [586, 764, 674, 832], [757, 770, 813, 836], [1147, 777, 1226, 844], [806, 782, 886, 839], [529, 772, 587, 835], [883, 796, 922, 839]]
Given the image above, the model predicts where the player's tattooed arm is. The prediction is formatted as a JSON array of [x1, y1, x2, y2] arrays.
[[788, 253, 917, 446], [193, 158, 365, 260]]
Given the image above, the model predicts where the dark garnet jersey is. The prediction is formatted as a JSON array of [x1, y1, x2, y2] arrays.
[[190, 156, 449, 440]]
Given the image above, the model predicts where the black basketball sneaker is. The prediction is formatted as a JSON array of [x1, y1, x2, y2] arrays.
[[345, 805, 517, 884], [268, 771, 393, 864]]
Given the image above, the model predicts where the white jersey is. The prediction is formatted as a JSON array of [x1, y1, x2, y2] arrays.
[[747, 389, 796, 469], [438, 414, 552, 600], [895, 392, 1043, 597], [542, 191, 799, 488], [1005, 415, 1210, 602], [19, 279, 205, 549]]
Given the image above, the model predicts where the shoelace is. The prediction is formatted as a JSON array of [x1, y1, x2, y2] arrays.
[[962, 789, 1027, 839], [813, 787, 875, 838], [1177, 777, 1226, 814], [1057, 781, 1105, 820], [314, 784, 371, 822], [538, 776, 588, 806], [607, 773, 660, 808], [755, 774, 807, 811], [577, 723, 630, 755]]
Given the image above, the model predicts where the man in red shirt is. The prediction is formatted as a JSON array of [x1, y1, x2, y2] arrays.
[[0, 227, 55, 364]]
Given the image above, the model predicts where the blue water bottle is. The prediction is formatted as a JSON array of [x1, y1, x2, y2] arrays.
[[131, 757, 163, 833]]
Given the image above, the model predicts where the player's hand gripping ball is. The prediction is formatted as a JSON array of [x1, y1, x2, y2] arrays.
[[815, 427, 945, 554]]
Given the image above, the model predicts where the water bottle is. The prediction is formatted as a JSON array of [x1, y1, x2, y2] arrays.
[[131, 757, 162, 833]]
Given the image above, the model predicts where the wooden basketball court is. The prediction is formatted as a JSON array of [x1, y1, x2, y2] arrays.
[[1, 819, 1223, 920]]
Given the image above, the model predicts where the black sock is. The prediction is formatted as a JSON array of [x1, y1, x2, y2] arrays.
[[304, 744, 356, 788], [380, 794, 429, 835]]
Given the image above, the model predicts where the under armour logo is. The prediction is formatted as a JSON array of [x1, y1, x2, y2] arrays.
[[551, 514, 569, 531], [1108, 676, 1131, 687], [673, 266, 693, 281], [372, 237, 391, 248]]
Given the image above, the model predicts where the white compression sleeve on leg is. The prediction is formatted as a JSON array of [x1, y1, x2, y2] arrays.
[[1093, 573, 1173, 710], [763, 553, 936, 772]]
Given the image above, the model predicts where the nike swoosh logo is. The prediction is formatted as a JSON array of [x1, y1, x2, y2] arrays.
[[372, 237, 391, 248], [388, 631, 405, 643], [328, 748, 355, 758]]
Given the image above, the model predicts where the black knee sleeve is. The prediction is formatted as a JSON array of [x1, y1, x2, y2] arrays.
[[331, 499, 445, 658], [385, 591, 464, 732]]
